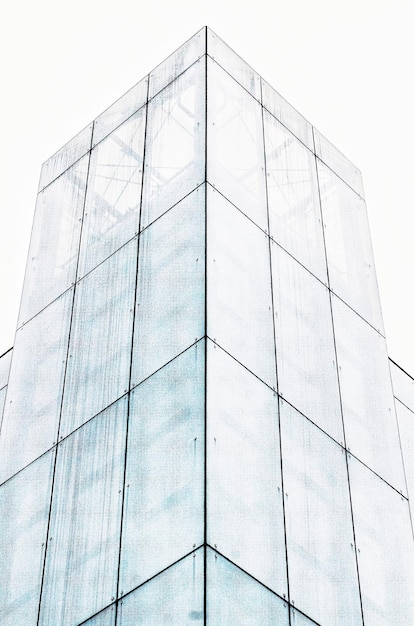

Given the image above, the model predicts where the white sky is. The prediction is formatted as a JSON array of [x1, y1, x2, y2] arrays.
[[1, 0, 413, 373]]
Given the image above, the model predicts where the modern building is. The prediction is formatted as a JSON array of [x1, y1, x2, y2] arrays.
[[1, 26, 414, 626]]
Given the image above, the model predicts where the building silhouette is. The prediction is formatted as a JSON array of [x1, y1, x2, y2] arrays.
[[1, 26, 414, 625]]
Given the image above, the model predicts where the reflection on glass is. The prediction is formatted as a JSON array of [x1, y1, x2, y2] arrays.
[[290, 609, 320, 626], [141, 60, 205, 228], [207, 342, 286, 595], [208, 59, 267, 231], [314, 129, 364, 197], [60, 240, 136, 437], [0, 450, 54, 626], [349, 456, 414, 625], [39, 123, 92, 190], [281, 401, 362, 625], [318, 161, 383, 333], [0, 290, 72, 484], [132, 188, 205, 387], [390, 360, 414, 413], [39, 399, 127, 625], [264, 111, 327, 282], [332, 296, 406, 493], [19, 156, 88, 326], [207, 188, 276, 388], [118, 550, 204, 625], [120, 343, 204, 592], [271, 242, 343, 442], [78, 108, 146, 278], [206, 548, 289, 625], [80, 605, 115, 626]]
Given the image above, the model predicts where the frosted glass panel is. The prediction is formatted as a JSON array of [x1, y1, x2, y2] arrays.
[[39, 123, 92, 190], [149, 27, 205, 98], [208, 59, 267, 230], [120, 342, 204, 592], [264, 111, 327, 282], [60, 240, 136, 437], [390, 360, 414, 412], [93, 76, 147, 146], [207, 548, 289, 625], [39, 399, 127, 626], [0, 348, 12, 389], [349, 456, 414, 626], [132, 188, 204, 387], [81, 606, 115, 625], [318, 161, 383, 333], [395, 400, 414, 523], [141, 60, 205, 228], [0, 290, 72, 483], [118, 550, 204, 625], [207, 341, 286, 596], [78, 108, 146, 278], [207, 187, 276, 388], [0, 450, 54, 626], [280, 401, 362, 625], [19, 155, 88, 325], [207, 28, 261, 100], [261, 79, 313, 149], [332, 296, 406, 492], [314, 129, 364, 197], [271, 243, 343, 442]]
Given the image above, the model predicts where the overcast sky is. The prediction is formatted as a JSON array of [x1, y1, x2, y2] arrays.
[[1, 0, 413, 373]]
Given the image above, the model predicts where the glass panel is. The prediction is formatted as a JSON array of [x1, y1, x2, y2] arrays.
[[0, 450, 54, 626], [19, 155, 88, 326], [60, 240, 136, 438], [290, 609, 320, 626], [141, 60, 205, 228], [207, 28, 261, 100], [207, 341, 286, 596], [207, 59, 267, 231], [264, 110, 327, 282], [78, 108, 146, 278], [149, 27, 205, 99], [93, 76, 148, 146], [80, 605, 115, 625], [314, 129, 364, 197], [0, 348, 12, 389], [395, 400, 414, 523], [0, 290, 72, 483], [39, 123, 93, 190], [131, 188, 204, 387], [390, 360, 414, 412], [318, 160, 384, 333], [332, 296, 406, 493], [280, 400, 362, 625], [261, 80, 314, 150], [271, 242, 343, 442], [207, 548, 289, 625], [39, 399, 127, 626], [207, 187, 276, 388], [0, 387, 6, 425], [120, 342, 204, 593], [348, 455, 414, 625], [118, 550, 204, 625]]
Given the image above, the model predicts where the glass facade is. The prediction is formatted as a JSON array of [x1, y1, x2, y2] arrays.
[[1, 26, 413, 625]]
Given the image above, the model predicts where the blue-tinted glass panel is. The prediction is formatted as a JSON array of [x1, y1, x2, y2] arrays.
[[0, 450, 54, 626], [120, 343, 204, 593], [264, 111, 327, 282], [207, 187, 276, 388], [207, 59, 267, 231], [349, 455, 414, 625], [207, 341, 286, 596], [19, 156, 88, 326], [0, 348, 12, 390], [131, 188, 204, 387], [290, 609, 320, 626], [118, 550, 204, 625], [78, 108, 146, 278], [0, 290, 72, 483], [60, 240, 136, 437], [206, 548, 289, 625], [141, 60, 205, 228], [39, 123, 92, 190], [80, 605, 115, 625], [39, 399, 127, 625], [271, 242, 343, 442], [281, 400, 362, 625], [314, 129, 364, 197], [390, 360, 414, 412], [332, 296, 406, 492]]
